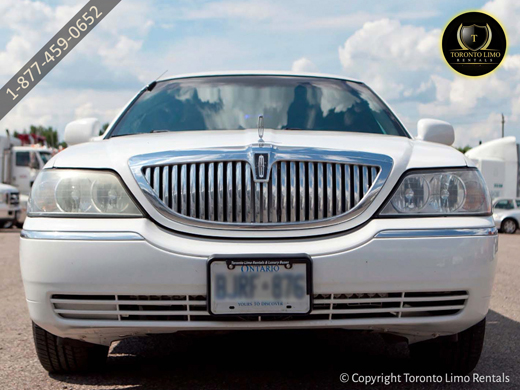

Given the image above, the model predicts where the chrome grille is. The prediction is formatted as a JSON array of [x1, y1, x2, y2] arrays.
[[51, 291, 468, 322], [142, 161, 380, 224]]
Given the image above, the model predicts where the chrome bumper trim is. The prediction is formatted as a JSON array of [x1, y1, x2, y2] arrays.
[[375, 227, 498, 239], [20, 230, 144, 241]]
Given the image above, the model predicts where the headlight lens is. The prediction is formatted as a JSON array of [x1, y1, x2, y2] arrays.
[[380, 169, 491, 216], [28, 170, 142, 217]]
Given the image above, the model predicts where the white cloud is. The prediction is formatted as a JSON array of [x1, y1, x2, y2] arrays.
[[291, 57, 319, 73], [338, 19, 440, 100], [483, 0, 520, 44]]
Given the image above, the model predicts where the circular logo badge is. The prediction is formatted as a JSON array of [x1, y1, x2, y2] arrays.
[[442, 11, 507, 77]]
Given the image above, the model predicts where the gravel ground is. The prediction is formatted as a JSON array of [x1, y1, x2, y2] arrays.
[[0, 229, 519, 390]]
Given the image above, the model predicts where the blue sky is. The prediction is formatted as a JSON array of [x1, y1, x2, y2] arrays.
[[1, 0, 520, 146]]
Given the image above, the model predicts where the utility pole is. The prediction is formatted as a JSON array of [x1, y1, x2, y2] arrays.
[[502, 113, 505, 137]]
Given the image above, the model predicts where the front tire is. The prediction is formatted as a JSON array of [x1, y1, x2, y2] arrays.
[[32, 322, 109, 374], [410, 318, 486, 375], [501, 218, 517, 234]]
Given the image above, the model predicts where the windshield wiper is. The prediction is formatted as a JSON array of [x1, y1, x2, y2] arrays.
[[151, 129, 171, 133]]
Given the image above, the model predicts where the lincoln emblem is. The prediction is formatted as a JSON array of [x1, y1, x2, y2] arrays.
[[258, 155, 265, 178]]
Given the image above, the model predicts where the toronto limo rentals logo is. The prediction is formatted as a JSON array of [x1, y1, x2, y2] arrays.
[[442, 11, 507, 77]]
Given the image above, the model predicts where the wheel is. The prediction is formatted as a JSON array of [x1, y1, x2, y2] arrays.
[[32, 322, 109, 374], [409, 318, 486, 375], [501, 218, 517, 234]]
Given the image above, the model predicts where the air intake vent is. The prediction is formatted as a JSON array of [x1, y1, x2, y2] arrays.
[[142, 161, 380, 224]]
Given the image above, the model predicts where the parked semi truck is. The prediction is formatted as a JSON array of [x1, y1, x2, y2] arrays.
[[1, 131, 53, 227], [465, 136, 520, 200]]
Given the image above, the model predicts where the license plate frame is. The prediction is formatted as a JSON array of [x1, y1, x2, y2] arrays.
[[207, 254, 313, 316]]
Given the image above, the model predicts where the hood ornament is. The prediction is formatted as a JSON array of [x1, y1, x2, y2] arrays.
[[258, 115, 264, 144]]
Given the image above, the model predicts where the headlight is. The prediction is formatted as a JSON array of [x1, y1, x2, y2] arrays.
[[380, 168, 491, 216], [28, 170, 142, 217]]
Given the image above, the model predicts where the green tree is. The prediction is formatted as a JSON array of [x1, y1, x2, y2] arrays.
[[456, 145, 472, 154], [99, 123, 110, 136], [29, 125, 59, 148]]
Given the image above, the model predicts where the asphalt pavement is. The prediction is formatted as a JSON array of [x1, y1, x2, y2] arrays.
[[0, 229, 518, 390]]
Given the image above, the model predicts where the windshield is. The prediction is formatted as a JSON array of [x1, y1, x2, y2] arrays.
[[110, 76, 408, 137], [39, 152, 52, 164]]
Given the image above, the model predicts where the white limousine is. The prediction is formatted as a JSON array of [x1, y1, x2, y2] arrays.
[[20, 72, 497, 374]]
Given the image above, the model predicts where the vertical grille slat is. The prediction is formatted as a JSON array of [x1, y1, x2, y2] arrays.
[[245, 166, 252, 223], [299, 163, 306, 221], [335, 164, 342, 214], [162, 166, 170, 208], [271, 164, 278, 223], [289, 162, 297, 222], [144, 160, 381, 225], [353, 165, 360, 207], [153, 167, 160, 197], [208, 163, 215, 221], [199, 164, 205, 220], [190, 164, 197, 218], [236, 162, 243, 223], [180, 164, 187, 215], [326, 163, 333, 218], [280, 162, 287, 223], [344, 164, 351, 212], [317, 163, 324, 220], [308, 162, 315, 221], [226, 162, 233, 222], [362, 166, 369, 198], [371, 166, 378, 187], [217, 163, 224, 222], [172, 165, 178, 212]]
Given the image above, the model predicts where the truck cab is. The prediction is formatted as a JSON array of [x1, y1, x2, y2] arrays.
[[10, 147, 52, 195]]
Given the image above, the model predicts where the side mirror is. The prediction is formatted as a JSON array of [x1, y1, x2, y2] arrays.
[[417, 119, 455, 146], [64, 118, 100, 146]]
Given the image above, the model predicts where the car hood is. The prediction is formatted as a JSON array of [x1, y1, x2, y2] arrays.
[[50, 129, 468, 171]]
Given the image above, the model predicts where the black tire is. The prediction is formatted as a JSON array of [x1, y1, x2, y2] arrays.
[[32, 322, 109, 374], [501, 218, 517, 234], [409, 318, 486, 375]]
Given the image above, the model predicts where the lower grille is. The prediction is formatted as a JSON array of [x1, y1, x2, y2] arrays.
[[51, 291, 468, 322]]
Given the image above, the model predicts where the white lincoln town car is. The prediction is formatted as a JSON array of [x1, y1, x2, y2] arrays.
[[20, 72, 497, 375]]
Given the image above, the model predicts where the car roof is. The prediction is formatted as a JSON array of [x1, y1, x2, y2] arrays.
[[159, 71, 362, 84]]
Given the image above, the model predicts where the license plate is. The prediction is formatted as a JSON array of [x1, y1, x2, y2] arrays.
[[208, 255, 312, 315]]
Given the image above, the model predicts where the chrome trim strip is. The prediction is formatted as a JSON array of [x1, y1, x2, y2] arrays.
[[254, 182, 261, 222], [375, 227, 498, 239], [262, 182, 268, 222], [128, 145, 394, 231], [20, 230, 144, 241], [345, 164, 351, 211]]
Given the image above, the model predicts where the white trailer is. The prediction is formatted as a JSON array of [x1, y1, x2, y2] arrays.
[[465, 136, 520, 199]]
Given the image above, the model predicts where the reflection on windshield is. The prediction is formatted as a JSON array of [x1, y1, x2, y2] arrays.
[[111, 76, 407, 137]]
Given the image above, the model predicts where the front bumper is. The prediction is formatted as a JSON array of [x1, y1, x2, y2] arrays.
[[20, 216, 498, 345], [0, 205, 20, 222]]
